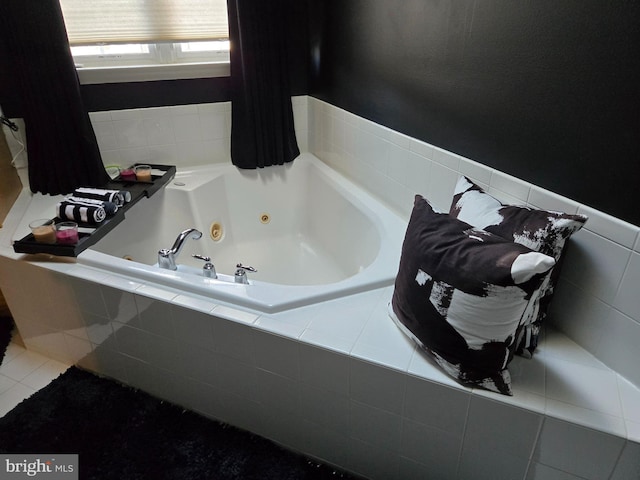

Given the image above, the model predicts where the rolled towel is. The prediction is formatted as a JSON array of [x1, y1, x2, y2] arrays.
[[66, 196, 118, 216], [56, 201, 106, 225], [73, 187, 131, 206]]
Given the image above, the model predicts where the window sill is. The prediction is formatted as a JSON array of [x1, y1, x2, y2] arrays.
[[77, 61, 230, 85]]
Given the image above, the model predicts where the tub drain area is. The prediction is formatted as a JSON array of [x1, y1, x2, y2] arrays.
[[260, 213, 271, 224]]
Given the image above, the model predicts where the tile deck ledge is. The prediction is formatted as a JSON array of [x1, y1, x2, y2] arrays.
[[86, 263, 640, 443]]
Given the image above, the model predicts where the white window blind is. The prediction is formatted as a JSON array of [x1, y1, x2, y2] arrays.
[[59, 0, 229, 45]]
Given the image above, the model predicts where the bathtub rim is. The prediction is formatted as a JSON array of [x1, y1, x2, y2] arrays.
[[76, 248, 399, 313]]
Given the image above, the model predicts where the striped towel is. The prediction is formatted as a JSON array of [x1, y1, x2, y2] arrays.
[[66, 196, 118, 216], [73, 187, 131, 207], [56, 201, 106, 225]]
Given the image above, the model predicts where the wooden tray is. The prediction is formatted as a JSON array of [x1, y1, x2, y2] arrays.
[[12, 164, 176, 257]]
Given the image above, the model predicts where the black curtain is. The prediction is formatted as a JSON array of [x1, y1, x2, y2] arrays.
[[228, 0, 300, 169], [0, 0, 109, 195]]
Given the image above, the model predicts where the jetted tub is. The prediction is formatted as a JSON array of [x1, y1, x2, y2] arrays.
[[78, 153, 407, 312]]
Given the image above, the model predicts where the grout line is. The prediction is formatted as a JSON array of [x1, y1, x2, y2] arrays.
[[0, 339, 70, 418]]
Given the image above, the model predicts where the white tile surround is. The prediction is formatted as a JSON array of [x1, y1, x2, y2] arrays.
[[307, 97, 640, 386], [0, 96, 639, 480], [88, 97, 308, 170]]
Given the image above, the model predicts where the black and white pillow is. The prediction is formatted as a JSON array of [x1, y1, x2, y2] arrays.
[[449, 176, 587, 357], [390, 195, 555, 395]]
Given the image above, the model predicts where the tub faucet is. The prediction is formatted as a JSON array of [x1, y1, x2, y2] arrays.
[[235, 263, 257, 284], [193, 254, 217, 279], [158, 228, 202, 270]]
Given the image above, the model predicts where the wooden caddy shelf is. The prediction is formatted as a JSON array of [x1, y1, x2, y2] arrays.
[[12, 164, 176, 257]]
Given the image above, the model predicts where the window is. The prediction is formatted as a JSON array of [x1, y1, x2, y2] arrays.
[[59, 0, 230, 84]]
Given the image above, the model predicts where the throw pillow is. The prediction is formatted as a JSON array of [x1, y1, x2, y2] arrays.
[[390, 195, 555, 395], [449, 176, 587, 357]]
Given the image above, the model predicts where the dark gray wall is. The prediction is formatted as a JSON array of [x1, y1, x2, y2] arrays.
[[311, 0, 640, 226]]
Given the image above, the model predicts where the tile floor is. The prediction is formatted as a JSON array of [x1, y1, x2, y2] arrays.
[[0, 333, 70, 417]]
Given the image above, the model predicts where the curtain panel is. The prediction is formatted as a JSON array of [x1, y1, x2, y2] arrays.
[[228, 0, 300, 169], [0, 0, 109, 195]]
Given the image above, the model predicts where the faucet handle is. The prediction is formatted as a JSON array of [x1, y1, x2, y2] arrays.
[[236, 263, 257, 273], [235, 263, 257, 284], [202, 262, 217, 278], [158, 248, 176, 270], [191, 254, 216, 278]]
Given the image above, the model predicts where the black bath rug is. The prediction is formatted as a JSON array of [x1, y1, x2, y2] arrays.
[[0, 315, 13, 366], [0, 367, 360, 480]]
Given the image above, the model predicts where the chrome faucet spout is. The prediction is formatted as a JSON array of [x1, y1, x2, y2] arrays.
[[170, 228, 202, 255], [158, 228, 202, 270]]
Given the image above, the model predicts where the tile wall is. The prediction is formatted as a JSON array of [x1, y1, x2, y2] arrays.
[[88, 97, 308, 171], [2, 249, 638, 480], [306, 96, 640, 389]]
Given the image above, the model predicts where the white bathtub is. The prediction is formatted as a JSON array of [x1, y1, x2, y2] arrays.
[[78, 153, 407, 312]]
